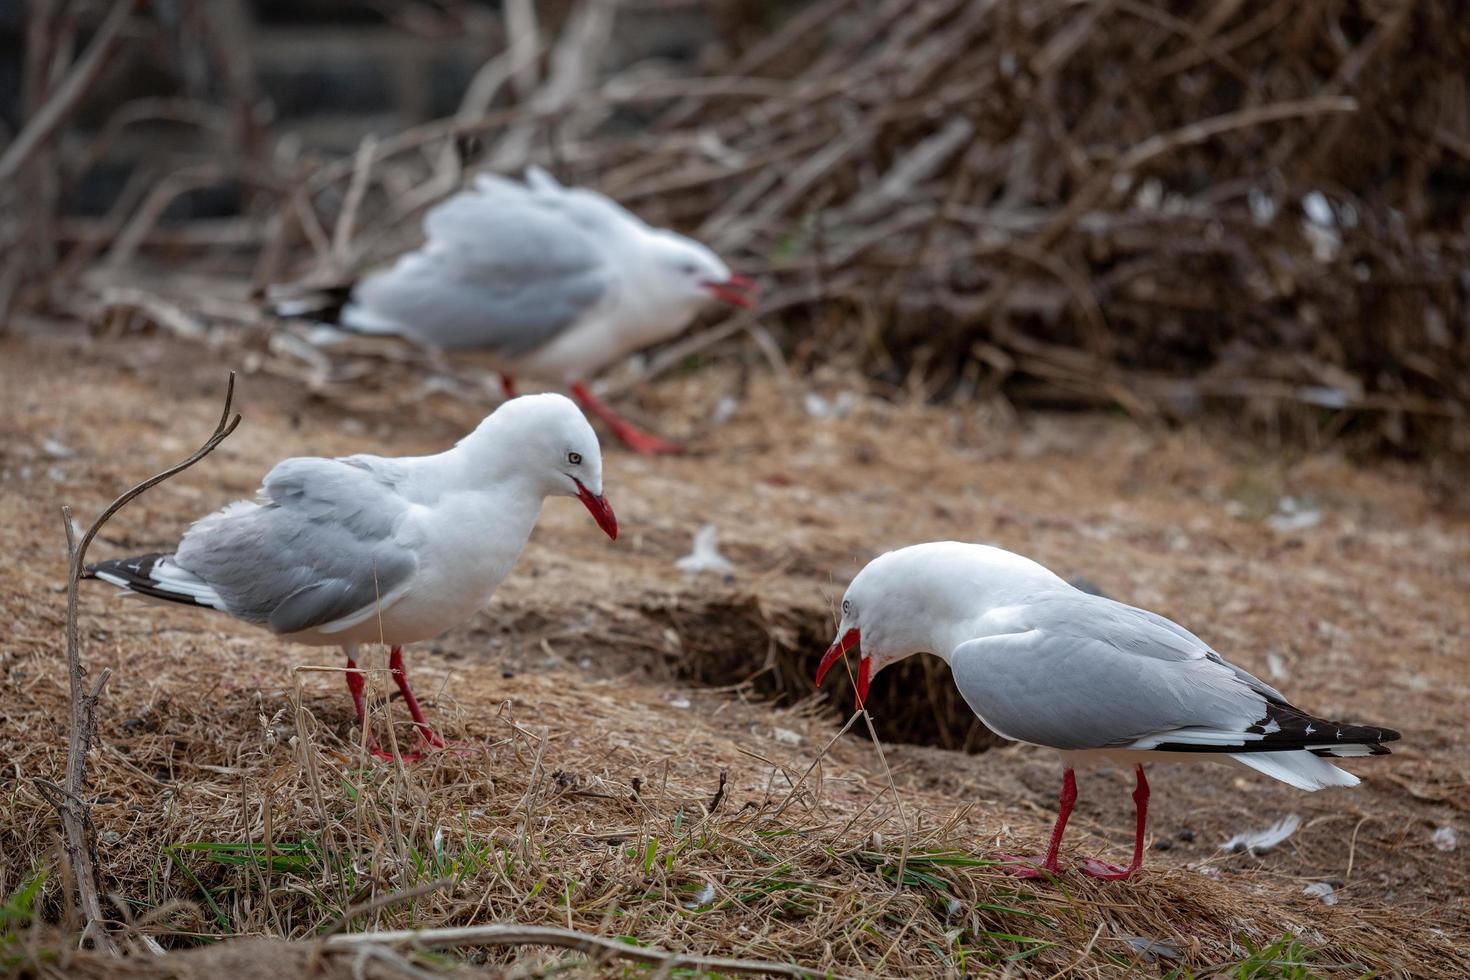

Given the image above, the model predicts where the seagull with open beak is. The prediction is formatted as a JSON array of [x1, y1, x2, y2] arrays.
[[817, 541, 1399, 880], [271, 166, 758, 455]]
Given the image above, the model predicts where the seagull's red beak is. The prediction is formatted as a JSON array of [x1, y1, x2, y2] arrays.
[[703, 274, 757, 309], [574, 480, 618, 540], [815, 628, 869, 708]]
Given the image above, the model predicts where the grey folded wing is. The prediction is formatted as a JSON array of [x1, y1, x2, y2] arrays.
[[950, 593, 1277, 750], [173, 455, 418, 635], [348, 190, 613, 354]]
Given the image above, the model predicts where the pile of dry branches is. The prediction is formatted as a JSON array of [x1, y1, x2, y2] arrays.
[[590, 0, 1470, 452], [7, 0, 1469, 455]]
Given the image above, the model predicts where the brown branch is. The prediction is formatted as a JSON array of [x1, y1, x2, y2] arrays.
[[331, 135, 378, 269], [1033, 95, 1360, 253], [39, 372, 242, 953], [102, 164, 226, 270], [319, 923, 833, 978], [0, 0, 140, 184], [103, 164, 289, 271]]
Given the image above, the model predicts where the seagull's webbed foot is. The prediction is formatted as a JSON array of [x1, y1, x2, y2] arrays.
[[1076, 765, 1150, 881], [997, 767, 1078, 880], [367, 742, 430, 764], [1078, 856, 1139, 880], [993, 853, 1062, 879], [361, 731, 469, 764], [411, 730, 482, 757], [431, 738, 481, 758]]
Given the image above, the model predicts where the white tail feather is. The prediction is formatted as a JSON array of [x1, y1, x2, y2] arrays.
[[1232, 751, 1359, 791], [339, 302, 410, 337]]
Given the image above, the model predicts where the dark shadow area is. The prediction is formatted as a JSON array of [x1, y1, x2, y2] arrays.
[[645, 594, 1005, 755]]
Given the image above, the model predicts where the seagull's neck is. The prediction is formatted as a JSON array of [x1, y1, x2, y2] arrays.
[[611, 233, 702, 332], [411, 426, 549, 502], [878, 545, 1072, 665], [411, 445, 548, 551], [920, 618, 992, 666]]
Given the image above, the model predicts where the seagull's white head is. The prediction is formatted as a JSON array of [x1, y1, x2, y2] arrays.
[[642, 230, 757, 314], [467, 393, 617, 540], [815, 544, 998, 708]]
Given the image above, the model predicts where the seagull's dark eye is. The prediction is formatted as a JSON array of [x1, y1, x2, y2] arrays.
[[842, 599, 851, 616], [567, 451, 583, 465], [680, 263, 698, 275]]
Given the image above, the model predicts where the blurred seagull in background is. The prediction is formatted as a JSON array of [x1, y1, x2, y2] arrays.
[[272, 167, 756, 455], [816, 541, 1400, 880], [87, 394, 618, 761]]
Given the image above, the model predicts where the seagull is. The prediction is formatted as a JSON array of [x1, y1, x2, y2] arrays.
[[86, 393, 618, 760], [272, 167, 756, 455], [815, 541, 1400, 880]]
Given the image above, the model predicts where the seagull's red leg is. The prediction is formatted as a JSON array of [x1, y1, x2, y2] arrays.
[[345, 648, 427, 762], [344, 652, 368, 730], [500, 374, 517, 399], [997, 768, 1077, 878], [388, 645, 446, 749], [568, 382, 683, 456], [1080, 765, 1149, 880]]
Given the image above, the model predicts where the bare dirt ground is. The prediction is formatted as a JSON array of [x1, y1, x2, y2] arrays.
[[2, 327, 1467, 977]]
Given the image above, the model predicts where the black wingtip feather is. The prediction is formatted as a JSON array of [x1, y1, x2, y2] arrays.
[[1152, 703, 1400, 756], [87, 553, 211, 609], [86, 552, 166, 581], [269, 284, 356, 326], [1245, 702, 1401, 752]]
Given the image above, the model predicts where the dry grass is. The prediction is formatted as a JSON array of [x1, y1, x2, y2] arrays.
[[2, 332, 1468, 977]]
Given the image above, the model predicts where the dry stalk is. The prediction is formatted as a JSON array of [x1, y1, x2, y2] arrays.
[[36, 371, 241, 952], [332, 135, 379, 270], [319, 923, 833, 978]]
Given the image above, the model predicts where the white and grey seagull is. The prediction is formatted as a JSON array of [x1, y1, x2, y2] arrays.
[[273, 167, 756, 455], [87, 393, 618, 760], [815, 541, 1400, 880]]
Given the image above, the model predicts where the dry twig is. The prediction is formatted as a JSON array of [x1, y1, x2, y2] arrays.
[[36, 372, 242, 952], [320, 923, 831, 978]]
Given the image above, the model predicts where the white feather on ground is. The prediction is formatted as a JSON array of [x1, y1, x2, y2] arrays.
[[675, 524, 735, 576], [1219, 814, 1301, 854], [1303, 882, 1338, 905]]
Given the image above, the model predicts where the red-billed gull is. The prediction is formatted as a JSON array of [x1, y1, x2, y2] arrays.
[[88, 393, 617, 760], [815, 541, 1400, 879], [274, 167, 755, 455]]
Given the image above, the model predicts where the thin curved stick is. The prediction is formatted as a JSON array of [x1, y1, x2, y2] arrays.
[[40, 372, 242, 954], [320, 923, 836, 978]]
